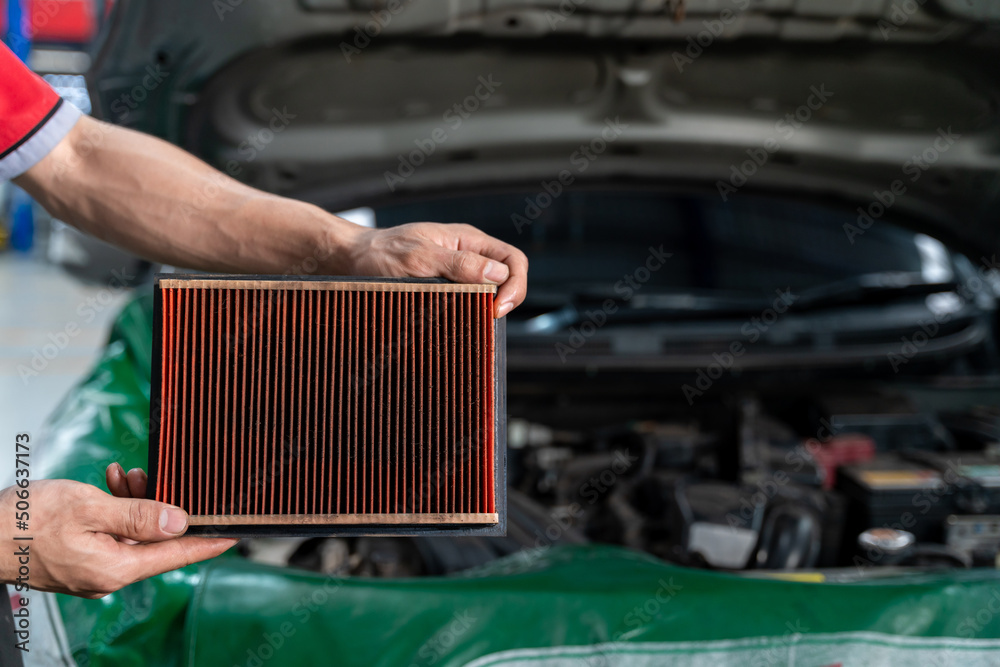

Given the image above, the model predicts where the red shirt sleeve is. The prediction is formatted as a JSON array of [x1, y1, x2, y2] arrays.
[[0, 41, 81, 179], [0, 41, 63, 157]]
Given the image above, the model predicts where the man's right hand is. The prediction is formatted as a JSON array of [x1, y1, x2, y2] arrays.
[[0, 475, 236, 598]]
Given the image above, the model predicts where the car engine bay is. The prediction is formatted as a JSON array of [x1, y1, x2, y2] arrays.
[[241, 382, 1000, 578]]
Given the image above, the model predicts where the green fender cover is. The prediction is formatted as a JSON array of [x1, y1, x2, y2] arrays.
[[40, 293, 1000, 667]]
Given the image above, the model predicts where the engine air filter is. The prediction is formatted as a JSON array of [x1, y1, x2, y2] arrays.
[[148, 275, 506, 537]]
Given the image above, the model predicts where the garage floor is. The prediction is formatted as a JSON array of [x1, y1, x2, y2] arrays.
[[0, 253, 129, 485]]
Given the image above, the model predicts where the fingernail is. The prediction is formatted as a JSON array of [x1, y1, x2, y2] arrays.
[[483, 261, 508, 284], [160, 508, 188, 535], [496, 301, 513, 318], [114, 462, 125, 477]]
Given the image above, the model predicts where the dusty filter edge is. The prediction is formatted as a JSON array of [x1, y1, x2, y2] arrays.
[[158, 278, 497, 294], [187, 513, 500, 526], [147, 274, 507, 538]]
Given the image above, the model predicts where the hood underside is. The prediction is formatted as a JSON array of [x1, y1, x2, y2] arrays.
[[88, 0, 1000, 257]]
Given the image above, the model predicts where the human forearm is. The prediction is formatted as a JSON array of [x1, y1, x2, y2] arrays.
[[15, 115, 363, 275], [15, 115, 529, 316]]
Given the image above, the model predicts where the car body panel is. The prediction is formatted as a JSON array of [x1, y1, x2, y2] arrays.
[[87, 0, 1000, 259]]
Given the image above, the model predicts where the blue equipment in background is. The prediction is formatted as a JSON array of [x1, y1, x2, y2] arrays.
[[3, 0, 36, 252]]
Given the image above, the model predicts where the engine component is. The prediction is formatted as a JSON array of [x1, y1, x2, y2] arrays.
[[945, 515, 1000, 564], [940, 406, 1000, 450], [812, 392, 954, 452], [857, 527, 915, 555], [854, 526, 971, 568], [755, 503, 822, 569], [148, 275, 506, 536], [809, 434, 875, 490], [839, 454, 1000, 544], [673, 482, 763, 569]]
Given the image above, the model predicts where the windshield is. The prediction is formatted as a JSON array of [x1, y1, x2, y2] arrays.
[[374, 190, 956, 310]]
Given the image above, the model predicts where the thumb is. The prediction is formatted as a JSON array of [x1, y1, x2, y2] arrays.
[[90, 496, 190, 542], [431, 246, 509, 285]]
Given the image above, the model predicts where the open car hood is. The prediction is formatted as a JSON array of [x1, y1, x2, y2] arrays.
[[88, 0, 1000, 258]]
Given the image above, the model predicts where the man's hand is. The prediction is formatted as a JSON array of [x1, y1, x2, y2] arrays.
[[0, 470, 236, 598], [347, 222, 528, 318]]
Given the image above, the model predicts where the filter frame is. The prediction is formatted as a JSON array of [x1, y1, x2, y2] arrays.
[[148, 274, 506, 537]]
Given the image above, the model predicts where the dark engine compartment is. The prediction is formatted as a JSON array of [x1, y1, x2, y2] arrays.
[[242, 377, 1000, 577]]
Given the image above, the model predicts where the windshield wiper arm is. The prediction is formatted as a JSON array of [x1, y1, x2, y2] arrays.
[[516, 291, 770, 334], [515, 272, 960, 335], [790, 271, 959, 311]]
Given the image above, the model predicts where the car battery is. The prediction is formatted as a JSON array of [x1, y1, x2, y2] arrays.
[[838, 454, 1000, 544]]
